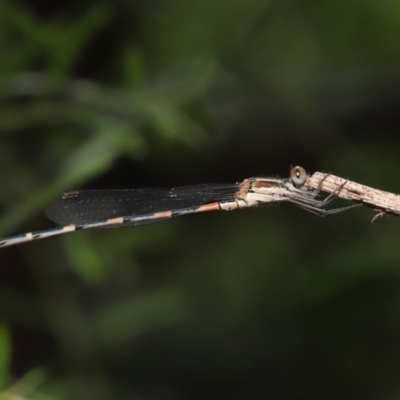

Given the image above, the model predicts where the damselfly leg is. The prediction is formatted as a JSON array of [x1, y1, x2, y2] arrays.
[[286, 169, 361, 216]]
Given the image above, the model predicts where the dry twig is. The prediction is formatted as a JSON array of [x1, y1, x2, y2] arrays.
[[305, 171, 400, 221]]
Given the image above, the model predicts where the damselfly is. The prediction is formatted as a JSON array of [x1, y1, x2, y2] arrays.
[[0, 166, 357, 248]]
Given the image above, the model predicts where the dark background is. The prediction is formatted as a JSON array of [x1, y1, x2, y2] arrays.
[[1, 0, 400, 399]]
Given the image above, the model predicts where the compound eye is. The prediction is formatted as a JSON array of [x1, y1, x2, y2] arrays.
[[290, 166, 308, 187]]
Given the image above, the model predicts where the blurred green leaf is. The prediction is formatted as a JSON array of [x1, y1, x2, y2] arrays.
[[121, 46, 145, 89], [0, 324, 10, 391], [0, 1, 112, 81], [94, 288, 188, 348]]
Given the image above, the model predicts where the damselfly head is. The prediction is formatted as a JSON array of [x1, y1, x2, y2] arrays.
[[290, 166, 308, 187]]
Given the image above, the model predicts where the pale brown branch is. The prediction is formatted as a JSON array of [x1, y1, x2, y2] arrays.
[[305, 171, 400, 220]]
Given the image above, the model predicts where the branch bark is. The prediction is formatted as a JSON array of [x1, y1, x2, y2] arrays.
[[305, 171, 400, 221]]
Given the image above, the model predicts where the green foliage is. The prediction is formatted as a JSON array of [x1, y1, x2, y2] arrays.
[[0, 324, 11, 390]]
